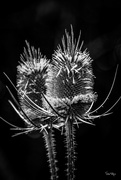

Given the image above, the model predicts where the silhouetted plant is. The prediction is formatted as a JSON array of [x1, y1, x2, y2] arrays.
[[0, 26, 121, 180]]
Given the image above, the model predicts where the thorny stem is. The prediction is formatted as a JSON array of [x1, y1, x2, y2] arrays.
[[65, 119, 76, 180], [43, 127, 58, 180]]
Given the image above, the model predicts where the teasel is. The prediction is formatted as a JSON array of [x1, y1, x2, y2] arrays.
[[44, 26, 121, 180], [1, 42, 60, 180], [0, 26, 121, 180]]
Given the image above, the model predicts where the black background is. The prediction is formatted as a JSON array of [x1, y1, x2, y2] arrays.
[[0, 0, 121, 179]]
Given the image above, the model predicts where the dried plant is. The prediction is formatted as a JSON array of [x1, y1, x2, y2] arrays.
[[1, 42, 60, 180], [0, 26, 121, 180]]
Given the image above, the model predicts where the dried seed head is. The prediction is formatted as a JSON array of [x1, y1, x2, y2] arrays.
[[16, 41, 52, 125], [45, 27, 97, 114]]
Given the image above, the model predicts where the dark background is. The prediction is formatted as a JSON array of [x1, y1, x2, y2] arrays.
[[0, 0, 121, 179]]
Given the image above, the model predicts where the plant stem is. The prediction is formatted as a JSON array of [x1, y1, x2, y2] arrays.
[[43, 128, 58, 180], [65, 119, 76, 180]]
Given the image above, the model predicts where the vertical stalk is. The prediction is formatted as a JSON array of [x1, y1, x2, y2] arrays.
[[65, 119, 76, 180], [43, 127, 58, 180]]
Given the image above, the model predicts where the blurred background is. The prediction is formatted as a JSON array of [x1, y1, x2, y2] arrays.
[[0, 0, 121, 179]]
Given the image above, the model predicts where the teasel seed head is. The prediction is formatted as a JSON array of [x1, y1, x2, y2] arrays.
[[45, 27, 97, 121], [16, 41, 60, 131]]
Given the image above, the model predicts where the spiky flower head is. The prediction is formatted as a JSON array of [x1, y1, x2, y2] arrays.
[[16, 41, 61, 132], [45, 27, 97, 124]]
